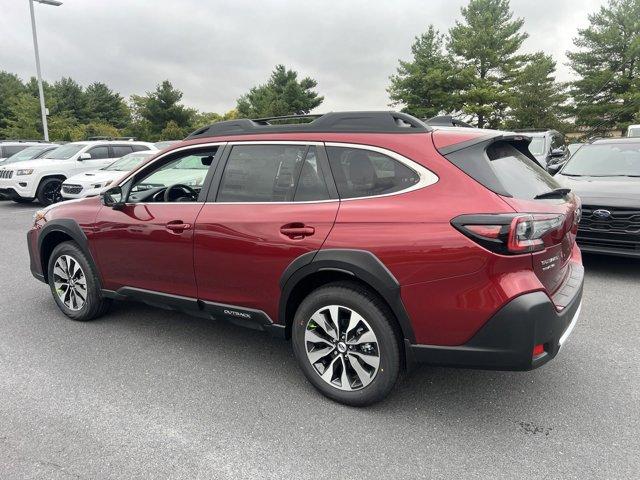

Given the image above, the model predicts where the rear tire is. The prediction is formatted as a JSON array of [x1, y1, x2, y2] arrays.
[[47, 241, 111, 321], [292, 281, 401, 407], [36, 177, 63, 205]]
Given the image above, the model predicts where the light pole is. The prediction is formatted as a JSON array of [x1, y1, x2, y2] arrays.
[[28, 0, 62, 142]]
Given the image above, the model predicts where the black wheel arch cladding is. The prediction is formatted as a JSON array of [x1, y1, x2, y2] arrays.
[[279, 248, 416, 343], [38, 219, 101, 285]]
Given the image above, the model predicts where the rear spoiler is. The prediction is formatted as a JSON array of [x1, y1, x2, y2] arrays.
[[437, 133, 532, 156]]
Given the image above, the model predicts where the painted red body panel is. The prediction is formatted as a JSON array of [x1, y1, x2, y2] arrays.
[[36, 129, 582, 348], [193, 202, 339, 321], [91, 203, 204, 297]]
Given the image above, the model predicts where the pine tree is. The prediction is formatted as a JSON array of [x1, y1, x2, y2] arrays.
[[567, 0, 640, 135], [507, 53, 568, 130], [448, 0, 528, 128], [387, 26, 467, 119], [236, 65, 323, 118]]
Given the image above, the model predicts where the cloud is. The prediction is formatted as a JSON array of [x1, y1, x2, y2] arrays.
[[0, 0, 604, 113]]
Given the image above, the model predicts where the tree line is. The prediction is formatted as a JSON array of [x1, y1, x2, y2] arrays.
[[388, 0, 640, 135], [0, 0, 638, 142]]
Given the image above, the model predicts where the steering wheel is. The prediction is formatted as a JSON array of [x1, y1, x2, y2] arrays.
[[163, 184, 198, 202]]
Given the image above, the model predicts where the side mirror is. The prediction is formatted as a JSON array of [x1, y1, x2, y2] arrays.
[[547, 163, 562, 175], [78, 152, 92, 161], [550, 148, 565, 158], [101, 185, 125, 210]]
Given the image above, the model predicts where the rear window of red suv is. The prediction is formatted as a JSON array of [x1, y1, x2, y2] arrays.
[[486, 142, 559, 199], [443, 138, 560, 199]]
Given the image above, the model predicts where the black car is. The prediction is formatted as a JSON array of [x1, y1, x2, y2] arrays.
[[515, 129, 568, 168], [555, 138, 640, 257]]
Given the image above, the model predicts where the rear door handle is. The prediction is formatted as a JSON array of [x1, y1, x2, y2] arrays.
[[280, 223, 315, 239], [166, 221, 192, 232]]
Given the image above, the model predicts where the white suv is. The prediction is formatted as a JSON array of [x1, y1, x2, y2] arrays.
[[61, 150, 157, 199], [0, 140, 155, 205]]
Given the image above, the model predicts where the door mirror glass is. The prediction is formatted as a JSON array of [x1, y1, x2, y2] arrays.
[[78, 152, 92, 161], [101, 185, 124, 208]]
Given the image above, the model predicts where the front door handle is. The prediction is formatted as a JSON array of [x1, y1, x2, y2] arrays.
[[166, 221, 192, 232], [280, 223, 315, 239]]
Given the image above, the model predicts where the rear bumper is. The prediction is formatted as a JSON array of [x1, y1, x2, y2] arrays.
[[408, 266, 584, 371]]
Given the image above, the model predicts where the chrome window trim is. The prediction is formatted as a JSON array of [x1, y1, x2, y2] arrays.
[[114, 140, 439, 206]]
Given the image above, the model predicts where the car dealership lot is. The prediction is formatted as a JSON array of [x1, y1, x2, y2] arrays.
[[0, 202, 638, 479]]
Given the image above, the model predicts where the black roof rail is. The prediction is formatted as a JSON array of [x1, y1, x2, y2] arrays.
[[185, 111, 431, 139], [423, 115, 475, 129]]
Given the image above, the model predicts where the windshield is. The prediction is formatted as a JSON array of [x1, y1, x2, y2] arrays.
[[562, 143, 640, 176], [629, 127, 640, 138], [4, 146, 49, 163], [45, 144, 85, 160], [528, 137, 546, 156], [103, 153, 153, 171]]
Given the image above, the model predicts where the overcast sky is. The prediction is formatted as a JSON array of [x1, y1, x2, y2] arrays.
[[1, 0, 604, 114]]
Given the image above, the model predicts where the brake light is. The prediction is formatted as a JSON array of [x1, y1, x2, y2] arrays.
[[532, 344, 545, 357], [452, 213, 565, 255]]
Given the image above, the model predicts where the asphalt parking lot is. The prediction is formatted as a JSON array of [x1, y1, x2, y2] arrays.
[[0, 201, 638, 480]]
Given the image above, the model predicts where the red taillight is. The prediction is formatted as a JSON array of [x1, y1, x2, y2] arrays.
[[464, 224, 503, 238], [532, 344, 545, 357], [452, 213, 565, 255]]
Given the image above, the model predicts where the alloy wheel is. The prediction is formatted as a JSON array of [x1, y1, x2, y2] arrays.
[[43, 180, 62, 204], [53, 255, 87, 311], [304, 305, 380, 391]]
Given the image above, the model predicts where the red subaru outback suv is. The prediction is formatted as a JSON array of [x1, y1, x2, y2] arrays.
[[27, 112, 583, 406]]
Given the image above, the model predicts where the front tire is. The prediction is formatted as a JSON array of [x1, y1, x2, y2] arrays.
[[292, 282, 401, 407], [47, 241, 111, 321], [36, 177, 63, 205]]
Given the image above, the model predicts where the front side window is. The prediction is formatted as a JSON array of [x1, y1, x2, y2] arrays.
[[87, 146, 109, 160], [217, 144, 309, 202], [128, 149, 217, 203], [326, 146, 419, 199]]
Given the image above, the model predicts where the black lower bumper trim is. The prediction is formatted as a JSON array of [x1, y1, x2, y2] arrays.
[[408, 281, 583, 371]]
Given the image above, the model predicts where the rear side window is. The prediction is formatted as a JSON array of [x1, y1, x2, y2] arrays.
[[132, 144, 150, 152], [112, 145, 134, 157], [87, 146, 109, 159], [486, 142, 559, 199], [326, 146, 419, 199], [217, 145, 308, 202]]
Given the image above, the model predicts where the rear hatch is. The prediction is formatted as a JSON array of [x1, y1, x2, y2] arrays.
[[435, 131, 580, 300]]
